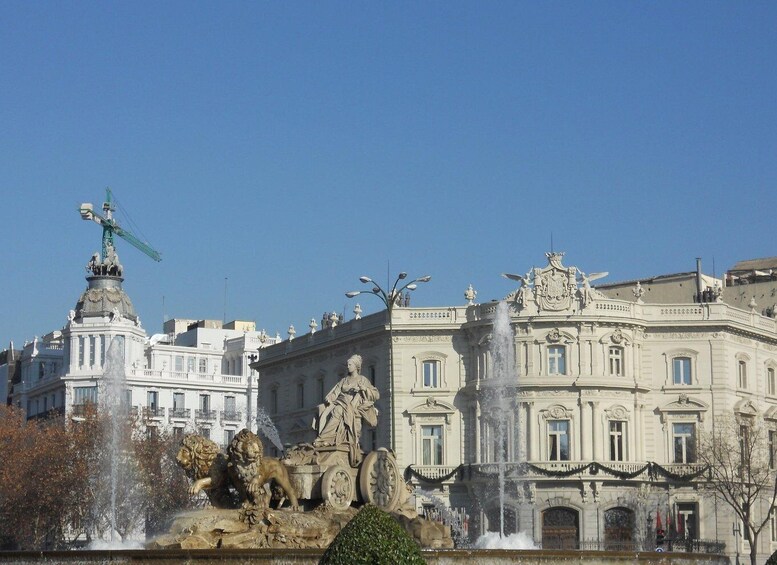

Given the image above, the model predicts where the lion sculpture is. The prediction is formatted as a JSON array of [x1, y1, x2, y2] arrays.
[[227, 428, 300, 511], [176, 434, 239, 509]]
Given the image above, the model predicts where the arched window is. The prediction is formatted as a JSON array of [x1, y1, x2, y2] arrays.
[[542, 507, 579, 550], [604, 507, 635, 550]]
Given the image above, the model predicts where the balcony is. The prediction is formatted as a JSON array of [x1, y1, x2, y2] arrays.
[[221, 410, 243, 422], [142, 407, 165, 419], [407, 465, 460, 483], [168, 408, 191, 420], [195, 409, 217, 421], [462, 460, 708, 482]]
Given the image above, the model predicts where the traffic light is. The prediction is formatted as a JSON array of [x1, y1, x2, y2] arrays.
[[656, 528, 665, 546]]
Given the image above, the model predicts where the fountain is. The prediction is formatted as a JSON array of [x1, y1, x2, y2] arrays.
[[254, 406, 285, 453], [90, 337, 144, 548]]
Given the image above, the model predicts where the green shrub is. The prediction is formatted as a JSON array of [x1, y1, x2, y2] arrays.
[[320, 504, 426, 565], [766, 548, 777, 565]]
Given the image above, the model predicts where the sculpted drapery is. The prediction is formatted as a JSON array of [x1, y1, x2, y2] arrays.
[[313, 354, 379, 466]]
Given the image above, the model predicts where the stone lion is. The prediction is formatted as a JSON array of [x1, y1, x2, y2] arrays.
[[227, 428, 300, 511], [176, 434, 239, 509]]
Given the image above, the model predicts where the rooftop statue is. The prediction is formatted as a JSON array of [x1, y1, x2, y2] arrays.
[[313, 354, 379, 466]]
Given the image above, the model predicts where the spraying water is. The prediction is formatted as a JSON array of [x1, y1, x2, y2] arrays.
[[415, 488, 469, 547], [255, 406, 284, 452], [482, 301, 516, 538], [90, 337, 142, 548]]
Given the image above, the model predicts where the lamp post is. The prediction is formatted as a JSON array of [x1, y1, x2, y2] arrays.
[[346, 272, 431, 452], [247, 353, 258, 433], [732, 521, 741, 565]]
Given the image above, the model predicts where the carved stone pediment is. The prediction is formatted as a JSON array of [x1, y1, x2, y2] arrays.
[[541, 404, 573, 420], [405, 398, 456, 426], [734, 398, 758, 417], [658, 395, 709, 423], [604, 404, 630, 420]]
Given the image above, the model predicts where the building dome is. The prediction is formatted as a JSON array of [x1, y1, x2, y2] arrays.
[[73, 275, 138, 322]]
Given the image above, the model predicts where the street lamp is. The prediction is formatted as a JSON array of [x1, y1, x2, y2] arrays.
[[346, 272, 431, 451]]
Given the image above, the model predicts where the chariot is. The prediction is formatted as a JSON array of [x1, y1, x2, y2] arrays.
[[283, 445, 407, 513]]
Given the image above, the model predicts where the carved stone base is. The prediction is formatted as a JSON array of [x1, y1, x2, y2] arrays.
[[148, 505, 453, 550]]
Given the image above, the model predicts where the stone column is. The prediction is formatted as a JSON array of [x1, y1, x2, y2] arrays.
[[591, 401, 600, 461], [527, 401, 536, 461], [581, 400, 591, 460]]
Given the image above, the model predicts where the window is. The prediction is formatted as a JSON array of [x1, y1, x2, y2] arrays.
[[114, 335, 125, 361], [173, 427, 183, 439], [548, 346, 566, 375], [673, 357, 692, 385], [38, 362, 45, 379], [225, 429, 235, 446], [74, 386, 97, 405], [673, 423, 696, 463], [199, 394, 210, 412], [318, 378, 325, 403], [769, 368, 776, 396], [187, 357, 196, 373], [548, 420, 570, 461], [199, 358, 207, 373], [609, 347, 623, 376], [421, 425, 443, 465], [225, 395, 236, 415], [738, 361, 748, 389], [122, 389, 132, 407], [147, 390, 158, 410], [770, 430, 777, 470], [200, 427, 210, 440], [740, 425, 751, 467], [89, 336, 96, 366], [423, 360, 440, 387], [173, 392, 185, 411], [78, 336, 85, 367], [100, 335, 107, 367], [297, 382, 304, 409], [175, 356, 184, 372], [677, 503, 696, 539], [270, 388, 278, 414], [609, 421, 625, 461]]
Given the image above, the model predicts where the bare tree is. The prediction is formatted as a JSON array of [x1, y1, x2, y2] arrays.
[[698, 413, 777, 565]]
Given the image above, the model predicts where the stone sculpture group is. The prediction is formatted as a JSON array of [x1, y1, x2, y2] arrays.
[[152, 354, 453, 550]]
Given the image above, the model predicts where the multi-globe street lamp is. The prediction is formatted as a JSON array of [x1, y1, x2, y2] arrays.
[[346, 272, 431, 451]]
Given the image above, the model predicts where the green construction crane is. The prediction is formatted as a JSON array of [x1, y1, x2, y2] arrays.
[[79, 188, 162, 262]]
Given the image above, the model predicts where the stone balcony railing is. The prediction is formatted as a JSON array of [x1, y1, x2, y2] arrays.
[[195, 409, 217, 421], [220, 410, 242, 422], [128, 368, 246, 386], [168, 408, 191, 419], [142, 406, 165, 419]]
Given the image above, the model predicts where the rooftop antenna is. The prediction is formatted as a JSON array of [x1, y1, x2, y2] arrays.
[[223, 277, 229, 325]]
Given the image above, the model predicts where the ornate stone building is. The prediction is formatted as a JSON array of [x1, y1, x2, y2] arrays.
[[10, 250, 277, 448], [254, 252, 777, 560]]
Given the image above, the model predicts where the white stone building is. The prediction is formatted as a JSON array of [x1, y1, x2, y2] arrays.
[[10, 253, 277, 448], [254, 252, 777, 561]]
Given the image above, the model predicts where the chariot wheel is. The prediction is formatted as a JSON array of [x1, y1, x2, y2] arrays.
[[359, 449, 403, 512], [321, 465, 355, 511]]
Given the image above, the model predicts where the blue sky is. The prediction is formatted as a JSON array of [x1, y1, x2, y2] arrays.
[[2, 2, 776, 346]]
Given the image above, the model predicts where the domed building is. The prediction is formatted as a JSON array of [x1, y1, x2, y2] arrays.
[[11, 246, 277, 447]]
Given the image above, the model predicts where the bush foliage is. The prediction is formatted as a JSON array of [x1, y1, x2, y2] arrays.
[[319, 504, 426, 565], [766, 549, 777, 565]]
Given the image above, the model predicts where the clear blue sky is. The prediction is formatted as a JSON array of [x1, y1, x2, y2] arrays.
[[2, 2, 776, 347]]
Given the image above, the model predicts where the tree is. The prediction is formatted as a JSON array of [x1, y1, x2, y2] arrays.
[[0, 405, 190, 549], [698, 413, 777, 565]]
